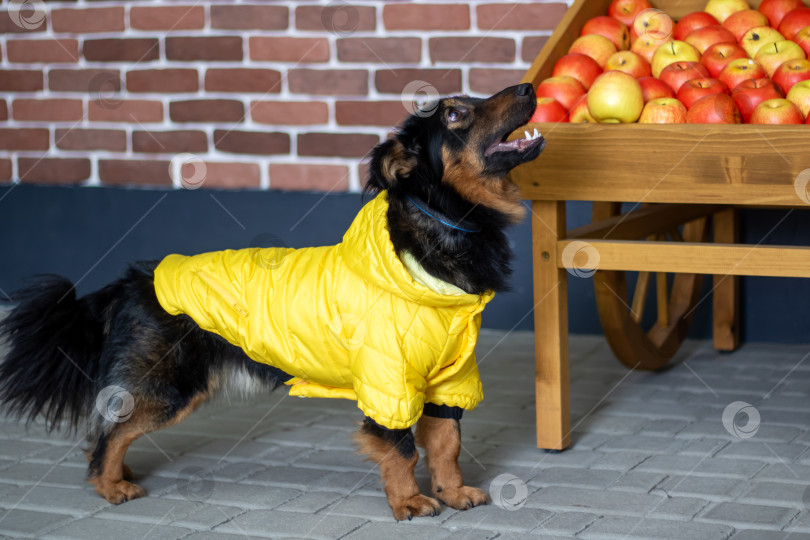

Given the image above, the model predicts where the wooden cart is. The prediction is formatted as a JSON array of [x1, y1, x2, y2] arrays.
[[511, 0, 810, 451]]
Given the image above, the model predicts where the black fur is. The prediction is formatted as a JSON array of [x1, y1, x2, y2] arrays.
[[361, 417, 416, 459]]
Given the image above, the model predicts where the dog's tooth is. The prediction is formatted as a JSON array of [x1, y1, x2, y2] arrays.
[[524, 130, 531, 140], [533, 128, 540, 139]]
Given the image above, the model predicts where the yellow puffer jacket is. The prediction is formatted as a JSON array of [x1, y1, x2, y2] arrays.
[[153, 192, 494, 429]]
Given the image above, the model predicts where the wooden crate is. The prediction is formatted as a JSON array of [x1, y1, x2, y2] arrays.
[[511, 0, 810, 207]]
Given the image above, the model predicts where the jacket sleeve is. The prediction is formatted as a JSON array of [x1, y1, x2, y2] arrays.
[[350, 342, 428, 431]]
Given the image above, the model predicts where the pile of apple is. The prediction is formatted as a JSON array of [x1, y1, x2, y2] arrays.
[[531, 0, 810, 124]]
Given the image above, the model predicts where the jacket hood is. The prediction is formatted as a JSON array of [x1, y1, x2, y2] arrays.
[[338, 192, 494, 310]]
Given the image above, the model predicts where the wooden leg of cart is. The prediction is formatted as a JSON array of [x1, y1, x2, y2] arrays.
[[713, 207, 740, 352], [531, 200, 571, 450]]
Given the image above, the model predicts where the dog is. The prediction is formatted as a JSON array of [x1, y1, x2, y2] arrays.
[[0, 83, 545, 521]]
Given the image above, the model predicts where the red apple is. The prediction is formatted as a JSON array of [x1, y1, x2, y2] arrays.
[[686, 93, 743, 123], [633, 8, 674, 44], [639, 97, 688, 122], [773, 58, 810, 94], [718, 58, 767, 90], [659, 61, 711, 93], [705, 0, 751, 24], [553, 53, 603, 90], [582, 16, 631, 51], [604, 50, 652, 78], [536, 76, 586, 111], [741, 26, 786, 58], [631, 34, 671, 63], [685, 25, 737, 54], [638, 76, 676, 101], [673, 11, 720, 41], [796, 27, 810, 57], [732, 77, 784, 121], [779, 8, 810, 40], [608, 0, 653, 27], [754, 40, 807, 78], [701, 42, 748, 78], [569, 34, 618, 68], [587, 70, 645, 123], [529, 98, 568, 123], [569, 94, 597, 123], [722, 9, 770, 41], [651, 40, 701, 78], [676, 77, 730, 109], [750, 97, 805, 123], [786, 79, 810, 117], [758, 0, 805, 28]]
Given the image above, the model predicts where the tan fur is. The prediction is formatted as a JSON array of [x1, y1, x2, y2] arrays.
[[415, 416, 488, 509], [381, 138, 417, 184]]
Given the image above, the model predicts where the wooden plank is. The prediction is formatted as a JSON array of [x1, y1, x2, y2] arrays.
[[558, 240, 810, 278], [511, 124, 810, 206], [567, 204, 722, 241], [532, 201, 570, 451], [713, 209, 740, 351]]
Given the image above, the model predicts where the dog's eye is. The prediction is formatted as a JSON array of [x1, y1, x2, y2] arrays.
[[446, 108, 463, 123]]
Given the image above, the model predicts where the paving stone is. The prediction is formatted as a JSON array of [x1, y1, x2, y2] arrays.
[[322, 494, 399, 521], [43, 517, 192, 540], [184, 438, 283, 461], [182, 533, 252, 540], [95, 496, 202, 524], [700, 502, 797, 529], [636, 455, 765, 478], [210, 461, 265, 482], [755, 463, 810, 484], [294, 449, 371, 472], [715, 441, 807, 462], [577, 516, 734, 540], [477, 447, 602, 469], [533, 511, 599, 536], [440, 528, 498, 540], [678, 438, 729, 457], [276, 490, 346, 513], [599, 434, 687, 455], [527, 486, 662, 516], [677, 420, 803, 443], [256, 425, 351, 449], [170, 504, 244, 530], [215, 509, 366, 539], [647, 497, 710, 520], [731, 531, 810, 540], [443, 503, 551, 533], [0, 485, 109, 515], [343, 521, 452, 539], [609, 471, 667, 493], [244, 464, 342, 490], [590, 452, 650, 472], [0, 462, 86, 487], [0, 508, 72, 538], [738, 481, 807, 508], [163, 481, 300, 510], [654, 475, 748, 501], [529, 467, 620, 489]]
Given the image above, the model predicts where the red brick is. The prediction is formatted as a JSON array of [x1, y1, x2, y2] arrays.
[[7, 39, 79, 63], [213, 130, 290, 155], [98, 159, 171, 187], [288, 69, 368, 96], [83, 38, 159, 62], [335, 101, 408, 127], [88, 100, 163, 123], [375, 69, 462, 95], [13, 99, 82, 122], [0, 7, 46, 34], [429, 37, 515, 63], [0, 159, 11, 182], [0, 128, 49, 151], [133, 130, 208, 154], [469, 68, 526, 95], [297, 132, 379, 158], [357, 161, 371, 189], [55, 128, 126, 151], [0, 70, 43, 92], [522, 36, 550, 63], [476, 3, 567, 30], [127, 69, 198, 93], [49, 69, 121, 92], [249, 37, 329, 63], [251, 101, 329, 126], [383, 4, 469, 31], [269, 163, 349, 192], [296, 4, 375, 33], [337, 38, 421, 63], [0, 101, 6, 122], [19, 158, 91, 185], [194, 162, 261, 189], [170, 100, 244, 123], [166, 37, 242, 61], [211, 5, 288, 30], [205, 69, 282, 94], [52, 7, 124, 33], [130, 6, 205, 30]]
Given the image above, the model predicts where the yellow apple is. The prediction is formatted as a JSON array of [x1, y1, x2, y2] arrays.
[[755, 40, 807, 77], [786, 79, 810, 118], [704, 0, 751, 24], [651, 40, 701, 78], [587, 71, 645, 123], [740, 26, 785, 58]]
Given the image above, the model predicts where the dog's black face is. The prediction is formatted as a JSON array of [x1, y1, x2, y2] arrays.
[[366, 83, 544, 224]]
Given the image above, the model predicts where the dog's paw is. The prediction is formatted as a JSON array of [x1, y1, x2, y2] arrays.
[[436, 485, 488, 510], [95, 480, 146, 504], [390, 494, 441, 521]]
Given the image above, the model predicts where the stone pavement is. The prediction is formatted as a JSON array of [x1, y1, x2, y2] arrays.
[[1, 331, 810, 539]]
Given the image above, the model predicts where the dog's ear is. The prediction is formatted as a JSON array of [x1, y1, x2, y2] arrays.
[[364, 136, 417, 197]]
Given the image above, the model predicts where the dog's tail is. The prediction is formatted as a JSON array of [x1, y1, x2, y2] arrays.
[[0, 276, 113, 433]]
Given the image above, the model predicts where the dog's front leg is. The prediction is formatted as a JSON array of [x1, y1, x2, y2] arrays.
[[355, 417, 441, 521], [415, 410, 488, 510]]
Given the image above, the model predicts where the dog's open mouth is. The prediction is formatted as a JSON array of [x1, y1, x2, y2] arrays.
[[484, 128, 545, 157]]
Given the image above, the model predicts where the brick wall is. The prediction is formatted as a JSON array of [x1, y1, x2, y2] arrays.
[[0, 0, 570, 192]]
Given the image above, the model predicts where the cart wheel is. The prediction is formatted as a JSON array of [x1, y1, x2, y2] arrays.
[[591, 202, 710, 371]]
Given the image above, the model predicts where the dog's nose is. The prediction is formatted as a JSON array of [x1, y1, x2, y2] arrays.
[[515, 83, 533, 97]]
